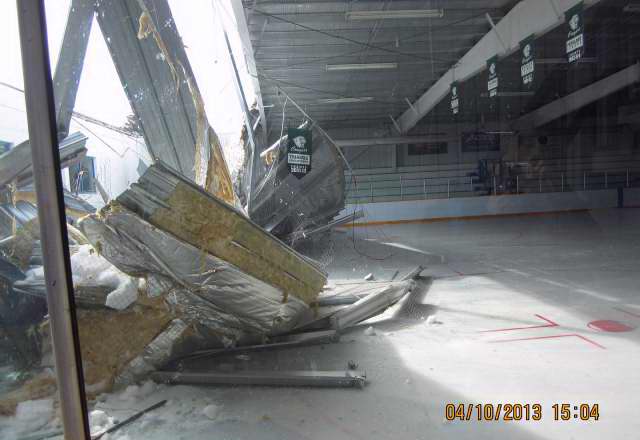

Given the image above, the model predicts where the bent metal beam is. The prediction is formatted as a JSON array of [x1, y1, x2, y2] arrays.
[[514, 63, 640, 131]]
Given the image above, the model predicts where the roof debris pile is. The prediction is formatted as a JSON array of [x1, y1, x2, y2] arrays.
[[0, 0, 363, 418]]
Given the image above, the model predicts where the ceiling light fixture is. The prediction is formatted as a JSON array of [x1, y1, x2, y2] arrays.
[[317, 97, 375, 104], [346, 9, 444, 20], [326, 62, 398, 71]]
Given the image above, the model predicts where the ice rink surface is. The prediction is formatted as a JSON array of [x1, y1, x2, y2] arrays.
[[5, 208, 639, 439]]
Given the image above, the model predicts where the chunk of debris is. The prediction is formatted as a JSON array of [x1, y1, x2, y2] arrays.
[[364, 273, 375, 281]]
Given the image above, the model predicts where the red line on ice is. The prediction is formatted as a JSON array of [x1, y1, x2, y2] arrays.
[[478, 314, 559, 333], [489, 333, 606, 349]]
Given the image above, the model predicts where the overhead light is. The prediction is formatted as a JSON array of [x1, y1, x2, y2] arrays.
[[326, 63, 398, 71], [317, 97, 374, 104], [346, 9, 444, 20]]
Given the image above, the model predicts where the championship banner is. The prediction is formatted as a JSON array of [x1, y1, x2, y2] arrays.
[[487, 56, 499, 98], [450, 82, 460, 115], [286, 128, 312, 179], [566, 2, 585, 64], [520, 36, 535, 88]]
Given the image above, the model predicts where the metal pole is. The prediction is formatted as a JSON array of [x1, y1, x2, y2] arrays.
[[423, 178, 426, 199], [399, 175, 403, 200], [539, 174, 542, 193], [561, 173, 564, 192], [627, 168, 630, 188], [370, 182, 373, 202], [584, 172, 586, 190], [17, 1, 90, 439], [470, 176, 473, 192], [493, 176, 497, 195], [220, 23, 258, 211]]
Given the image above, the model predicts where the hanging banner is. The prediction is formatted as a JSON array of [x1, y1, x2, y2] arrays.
[[520, 36, 535, 88], [487, 56, 499, 98], [450, 82, 460, 115], [286, 128, 312, 179], [566, 2, 585, 64]]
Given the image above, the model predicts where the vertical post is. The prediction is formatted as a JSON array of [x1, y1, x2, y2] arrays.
[[516, 175, 519, 194], [447, 179, 450, 198], [539, 174, 542, 193], [584, 172, 586, 190], [423, 178, 426, 199], [221, 23, 258, 211], [493, 176, 497, 195], [627, 168, 630, 188], [370, 182, 373, 202], [605, 171, 608, 189], [399, 175, 403, 200], [17, 1, 90, 439], [561, 173, 564, 192], [470, 176, 473, 192]]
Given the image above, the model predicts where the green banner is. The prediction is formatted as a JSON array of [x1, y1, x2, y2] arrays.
[[287, 128, 312, 179], [566, 2, 585, 63], [520, 36, 535, 88], [487, 56, 499, 98], [450, 82, 460, 115]]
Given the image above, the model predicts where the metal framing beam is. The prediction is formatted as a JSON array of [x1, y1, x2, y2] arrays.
[[335, 135, 448, 148], [52, 0, 93, 139], [151, 370, 367, 388], [398, 0, 602, 134], [230, 0, 268, 141], [514, 63, 640, 131], [16, 1, 91, 438]]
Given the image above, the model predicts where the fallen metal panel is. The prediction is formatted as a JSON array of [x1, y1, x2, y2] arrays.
[[514, 63, 640, 130], [292, 276, 419, 333], [0, 132, 87, 188], [52, 0, 94, 139], [329, 280, 414, 330], [174, 329, 339, 362], [79, 206, 310, 339], [151, 370, 366, 388], [0, 201, 38, 235], [14, 187, 95, 216], [286, 209, 364, 242], [398, 0, 602, 133], [250, 125, 346, 237], [116, 161, 327, 304], [95, 0, 198, 178]]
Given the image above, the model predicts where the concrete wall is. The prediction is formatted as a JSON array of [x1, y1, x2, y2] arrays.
[[340, 189, 623, 224]]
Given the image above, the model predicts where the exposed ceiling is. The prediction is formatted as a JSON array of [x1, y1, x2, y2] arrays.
[[240, 0, 517, 138]]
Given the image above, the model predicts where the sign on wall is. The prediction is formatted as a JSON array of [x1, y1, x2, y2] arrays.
[[408, 142, 448, 156], [286, 128, 312, 179], [520, 36, 535, 88], [461, 132, 501, 153], [566, 2, 585, 64], [450, 82, 460, 115], [487, 56, 499, 98]]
